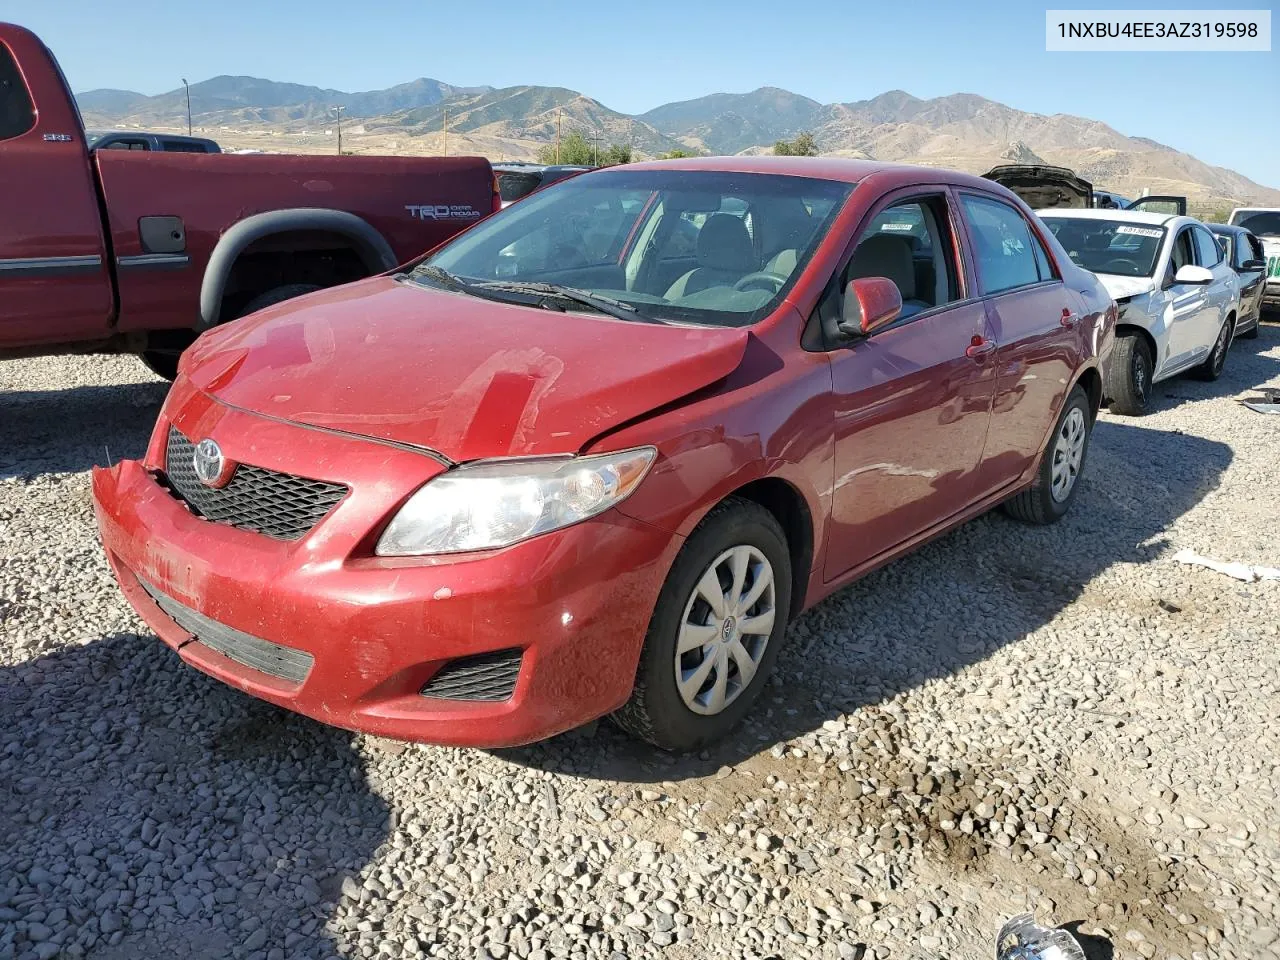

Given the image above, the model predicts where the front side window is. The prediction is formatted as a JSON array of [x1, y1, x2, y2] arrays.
[[0, 42, 36, 142], [420, 170, 851, 327], [1193, 226, 1223, 267], [844, 197, 959, 318], [960, 195, 1044, 294], [1171, 229, 1195, 272]]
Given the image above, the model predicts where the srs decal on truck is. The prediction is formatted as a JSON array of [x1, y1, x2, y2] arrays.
[[405, 204, 484, 221]]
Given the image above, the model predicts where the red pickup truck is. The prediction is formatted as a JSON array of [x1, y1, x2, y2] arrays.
[[0, 23, 498, 379]]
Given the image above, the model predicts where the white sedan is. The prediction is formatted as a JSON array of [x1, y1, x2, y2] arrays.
[[1039, 210, 1241, 415]]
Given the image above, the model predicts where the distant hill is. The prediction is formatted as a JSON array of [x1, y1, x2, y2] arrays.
[[77, 78, 1280, 208]]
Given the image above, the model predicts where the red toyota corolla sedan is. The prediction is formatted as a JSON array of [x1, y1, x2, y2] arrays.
[[93, 157, 1115, 750]]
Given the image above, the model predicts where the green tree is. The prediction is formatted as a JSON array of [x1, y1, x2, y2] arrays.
[[658, 148, 697, 159], [773, 131, 818, 157], [537, 131, 593, 165], [601, 143, 632, 167]]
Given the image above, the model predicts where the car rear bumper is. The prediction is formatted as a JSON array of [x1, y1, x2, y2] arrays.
[[91, 399, 681, 748]]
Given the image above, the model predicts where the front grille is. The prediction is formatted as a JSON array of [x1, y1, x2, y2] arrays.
[[420, 649, 522, 702], [140, 579, 315, 684], [163, 426, 348, 541]]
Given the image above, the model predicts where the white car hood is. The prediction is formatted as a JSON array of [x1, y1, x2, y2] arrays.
[[1095, 274, 1157, 301]]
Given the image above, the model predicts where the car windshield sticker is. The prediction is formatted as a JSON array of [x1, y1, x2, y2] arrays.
[[1116, 225, 1163, 239], [881, 222, 915, 231]]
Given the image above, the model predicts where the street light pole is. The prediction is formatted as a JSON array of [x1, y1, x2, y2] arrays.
[[182, 78, 191, 136], [333, 105, 344, 155]]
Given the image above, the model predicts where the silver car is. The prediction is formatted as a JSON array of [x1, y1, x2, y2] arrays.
[[1038, 210, 1241, 415]]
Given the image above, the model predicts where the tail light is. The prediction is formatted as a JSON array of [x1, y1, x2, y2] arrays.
[[491, 172, 502, 214]]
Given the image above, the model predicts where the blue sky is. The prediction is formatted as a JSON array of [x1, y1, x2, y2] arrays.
[[8, 0, 1278, 186]]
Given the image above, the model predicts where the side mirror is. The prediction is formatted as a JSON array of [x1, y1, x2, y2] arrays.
[[838, 276, 902, 338], [1241, 258, 1266, 271], [1173, 264, 1213, 286]]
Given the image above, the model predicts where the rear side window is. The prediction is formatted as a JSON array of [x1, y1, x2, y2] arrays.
[[1193, 226, 1222, 267], [960, 195, 1046, 294], [0, 41, 36, 142], [161, 139, 207, 153]]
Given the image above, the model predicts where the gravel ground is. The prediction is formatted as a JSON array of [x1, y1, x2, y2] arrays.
[[3, 326, 1280, 960]]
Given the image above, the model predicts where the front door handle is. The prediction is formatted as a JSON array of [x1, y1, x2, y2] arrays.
[[965, 336, 997, 360]]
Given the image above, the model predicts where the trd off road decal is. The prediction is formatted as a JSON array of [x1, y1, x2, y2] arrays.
[[405, 204, 484, 221]]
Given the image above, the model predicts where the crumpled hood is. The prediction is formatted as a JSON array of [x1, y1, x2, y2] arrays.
[[182, 277, 749, 462], [1094, 274, 1156, 301]]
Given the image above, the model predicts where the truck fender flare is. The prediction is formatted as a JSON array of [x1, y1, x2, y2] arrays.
[[198, 208, 398, 330]]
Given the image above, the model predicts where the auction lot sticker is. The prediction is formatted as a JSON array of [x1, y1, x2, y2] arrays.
[[1046, 9, 1271, 50]]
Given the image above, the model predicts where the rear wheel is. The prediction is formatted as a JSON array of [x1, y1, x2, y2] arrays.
[[137, 283, 322, 382], [1003, 385, 1092, 526], [612, 497, 791, 750], [1194, 316, 1233, 380], [1105, 333, 1153, 416]]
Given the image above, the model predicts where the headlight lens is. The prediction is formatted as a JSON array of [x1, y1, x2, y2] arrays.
[[375, 447, 657, 556]]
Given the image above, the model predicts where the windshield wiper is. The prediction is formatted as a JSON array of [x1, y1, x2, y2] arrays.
[[407, 264, 539, 306], [474, 281, 670, 325]]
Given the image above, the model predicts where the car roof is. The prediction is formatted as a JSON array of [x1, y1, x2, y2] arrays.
[[613, 155, 1012, 190], [1036, 208, 1183, 226], [1206, 222, 1248, 236]]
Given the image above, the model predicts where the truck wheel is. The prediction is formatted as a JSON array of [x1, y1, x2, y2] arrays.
[[238, 283, 322, 318]]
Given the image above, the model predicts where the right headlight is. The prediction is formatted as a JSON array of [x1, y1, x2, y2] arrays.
[[375, 447, 657, 556]]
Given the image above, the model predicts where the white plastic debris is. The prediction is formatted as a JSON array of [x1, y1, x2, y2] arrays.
[[995, 913, 1086, 960], [1173, 548, 1280, 583]]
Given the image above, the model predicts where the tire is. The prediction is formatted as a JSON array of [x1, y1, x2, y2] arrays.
[[1105, 333, 1153, 416], [612, 497, 792, 751], [239, 283, 322, 318], [136, 283, 321, 382], [1002, 385, 1092, 526], [1194, 315, 1233, 381], [139, 349, 181, 382]]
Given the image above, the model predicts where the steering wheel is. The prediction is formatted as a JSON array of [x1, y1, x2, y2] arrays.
[[1100, 257, 1143, 274], [732, 272, 786, 294]]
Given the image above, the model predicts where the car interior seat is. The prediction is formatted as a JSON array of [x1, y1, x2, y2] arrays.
[[665, 214, 756, 299]]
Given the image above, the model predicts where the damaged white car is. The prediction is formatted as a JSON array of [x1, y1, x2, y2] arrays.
[[1039, 210, 1241, 415]]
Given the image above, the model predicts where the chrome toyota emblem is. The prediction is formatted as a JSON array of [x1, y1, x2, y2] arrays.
[[192, 439, 226, 487]]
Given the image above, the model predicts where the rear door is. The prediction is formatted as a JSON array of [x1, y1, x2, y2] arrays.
[[955, 192, 1083, 494], [1126, 196, 1188, 216], [0, 30, 113, 346]]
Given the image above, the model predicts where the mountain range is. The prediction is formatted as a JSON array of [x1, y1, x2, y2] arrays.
[[77, 78, 1280, 209]]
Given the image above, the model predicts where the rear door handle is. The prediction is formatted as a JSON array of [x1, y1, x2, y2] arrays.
[[965, 336, 997, 360], [1060, 307, 1079, 328]]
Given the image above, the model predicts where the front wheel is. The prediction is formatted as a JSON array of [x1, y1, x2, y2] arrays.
[[612, 497, 791, 750], [1105, 333, 1152, 416], [1002, 385, 1093, 526], [1194, 316, 1233, 380]]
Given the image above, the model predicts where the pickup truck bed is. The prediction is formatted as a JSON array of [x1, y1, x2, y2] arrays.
[[0, 22, 498, 377]]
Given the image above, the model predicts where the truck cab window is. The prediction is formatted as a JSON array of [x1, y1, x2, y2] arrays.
[[0, 42, 36, 141]]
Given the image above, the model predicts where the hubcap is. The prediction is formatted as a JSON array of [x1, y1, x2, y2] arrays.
[[1133, 352, 1149, 402], [1050, 407, 1087, 503], [1212, 322, 1231, 371], [675, 545, 776, 716]]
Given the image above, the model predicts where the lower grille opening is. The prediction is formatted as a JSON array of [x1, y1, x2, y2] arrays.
[[420, 649, 523, 702], [138, 579, 314, 685]]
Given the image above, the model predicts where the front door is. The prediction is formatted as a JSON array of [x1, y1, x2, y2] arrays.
[[824, 191, 996, 579], [0, 33, 112, 346]]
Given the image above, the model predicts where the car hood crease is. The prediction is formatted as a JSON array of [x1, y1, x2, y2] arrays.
[[183, 277, 750, 462]]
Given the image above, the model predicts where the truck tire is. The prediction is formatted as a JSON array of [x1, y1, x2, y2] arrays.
[[139, 283, 322, 382], [239, 283, 322, 317]]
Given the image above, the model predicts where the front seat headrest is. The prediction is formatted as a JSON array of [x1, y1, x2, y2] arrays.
[[848, 233, 916, 300], [696, 214, 756, 272]]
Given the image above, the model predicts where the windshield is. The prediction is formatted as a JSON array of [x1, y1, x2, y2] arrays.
[[1229, 211, 1280, 237], [1040, 217, 1166, 277], [417, 169, 851, 327]]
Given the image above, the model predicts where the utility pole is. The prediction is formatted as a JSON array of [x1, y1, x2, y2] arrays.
[[443, 109, 448, 156], [182, 78, 191, 135], [556, 106, 562, 164], [333, 105, 344, 155]]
